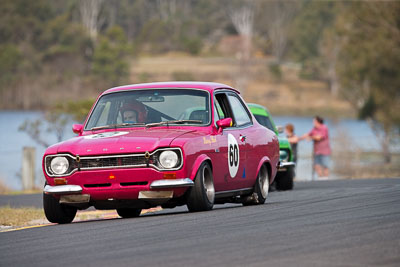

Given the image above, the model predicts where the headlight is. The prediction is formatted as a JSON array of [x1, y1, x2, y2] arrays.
[[279, 150, 289, 162], [159, 151, 179, 169], [50, 157, 69, 175]]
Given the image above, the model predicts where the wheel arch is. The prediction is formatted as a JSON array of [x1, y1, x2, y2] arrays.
[[257, 156, 274, 184], [190, 154, 212, 181]]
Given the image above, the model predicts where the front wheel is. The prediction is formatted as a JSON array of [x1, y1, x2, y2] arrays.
[[243, 164, 269, 205], [116, 208, 142, 218], [43, 193, 77, 224], [276, 166, 294, 191], [187, 162, 215, 212]]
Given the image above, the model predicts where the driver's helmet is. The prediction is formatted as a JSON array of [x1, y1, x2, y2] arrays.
[[120, 100, 147, 123]]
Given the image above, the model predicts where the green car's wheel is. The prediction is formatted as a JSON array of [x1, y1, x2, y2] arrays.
[[276, 167, 294, 191], [116, 208, 142, 218], [43, 193, 77, 224]]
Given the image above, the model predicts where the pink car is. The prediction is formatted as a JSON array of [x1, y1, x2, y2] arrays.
[[43, 82, 279, 223]]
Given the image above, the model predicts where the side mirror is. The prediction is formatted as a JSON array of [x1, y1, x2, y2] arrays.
[[216, 118, 232, 133], [72, 124, 83, 135], [276, 125, 284, 134]]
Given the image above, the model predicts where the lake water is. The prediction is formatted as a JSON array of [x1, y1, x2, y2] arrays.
[[0, 111, 391, 190]]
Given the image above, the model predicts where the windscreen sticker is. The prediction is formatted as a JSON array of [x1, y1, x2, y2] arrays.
[[228, 133, 239, 178], [83, 131, 129, 139]]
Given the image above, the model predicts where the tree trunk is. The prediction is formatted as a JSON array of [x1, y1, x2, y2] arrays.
[[80, 0, 104, 41], [382, 129, 391, 164], [229, 5, 254, 97]]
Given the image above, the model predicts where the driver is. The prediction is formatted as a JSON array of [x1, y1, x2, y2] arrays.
[[122, 110, 138, 123], [120, 100, 147, 123]]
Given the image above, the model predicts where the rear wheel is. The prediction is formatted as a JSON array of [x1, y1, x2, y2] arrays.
[[243, 164, 269, 205], [43, 193, 77, 224], [116, 208, 142, 218], [187, 162, 215, 212]]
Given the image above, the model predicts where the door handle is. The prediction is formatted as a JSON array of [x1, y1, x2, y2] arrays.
[[239, 135, 246, 142]]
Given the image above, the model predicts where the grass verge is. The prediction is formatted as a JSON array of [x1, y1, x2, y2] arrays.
[[0, 206, 45, 227], [0, 206, 163, 230]]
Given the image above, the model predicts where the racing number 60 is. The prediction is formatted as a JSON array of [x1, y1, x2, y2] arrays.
[[227, 133, 239, 177], [229, 144, 239, 167]]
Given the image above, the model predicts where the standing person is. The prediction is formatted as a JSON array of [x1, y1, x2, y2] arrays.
[[285, 123, 298, 163], [299, 116, 331, 179]]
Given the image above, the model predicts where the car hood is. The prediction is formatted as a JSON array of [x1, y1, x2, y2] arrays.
[[278, 136, 291, 149], [52, 128, 195, 156]]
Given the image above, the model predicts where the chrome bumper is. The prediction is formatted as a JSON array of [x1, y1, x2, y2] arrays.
[[44, 185, 83, 195], [150, 178, 194, 189], [279, 162, 296, 169], [44, 179, 193, 195]]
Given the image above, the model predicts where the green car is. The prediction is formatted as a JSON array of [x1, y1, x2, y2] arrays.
[[248, 103, 295, 190]]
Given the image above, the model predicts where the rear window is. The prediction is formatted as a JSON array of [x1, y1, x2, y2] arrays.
[[254, 114, 275, 132]]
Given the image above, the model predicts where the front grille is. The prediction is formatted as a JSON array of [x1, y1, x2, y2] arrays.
[[79, 155, 155, 170]]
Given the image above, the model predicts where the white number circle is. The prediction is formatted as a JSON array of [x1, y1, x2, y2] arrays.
[[227, 133, 239, 178]]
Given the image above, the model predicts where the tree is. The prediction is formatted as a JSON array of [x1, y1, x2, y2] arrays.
[[288, 1, 336, 80], [79, 0, 104, 41], [319, 26, 344, 96], [92, 26, 130, 87], [256, 0, 298, 64], [337, 1, 400, 163], [228, 0, 255, 96]]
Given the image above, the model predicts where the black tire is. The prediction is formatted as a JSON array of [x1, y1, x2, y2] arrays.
[[43, 193, 77, 224], [116, 208, 142, 218], [187, 162, 215, 212], [275, 166, 294, 191], [243, 164, 269, 206]]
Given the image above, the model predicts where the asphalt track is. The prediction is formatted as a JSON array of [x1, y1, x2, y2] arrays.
[[1, 178, 399, 267], [0, 193, 43, 208]]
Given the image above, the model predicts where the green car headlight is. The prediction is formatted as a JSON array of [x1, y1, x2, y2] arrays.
[[50, 157, 70, 175], [279, 150, 289, 162]]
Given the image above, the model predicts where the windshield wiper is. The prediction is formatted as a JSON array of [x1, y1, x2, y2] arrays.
[[90, 123, 145, 131], [145, 120, 203, 128]]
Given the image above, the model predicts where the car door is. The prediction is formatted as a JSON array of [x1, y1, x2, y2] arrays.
[[212, 92, 252, 191], [225, 93, 256, 189]]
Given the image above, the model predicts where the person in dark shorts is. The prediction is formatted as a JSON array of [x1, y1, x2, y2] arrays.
[[300, 116, 331, 179]]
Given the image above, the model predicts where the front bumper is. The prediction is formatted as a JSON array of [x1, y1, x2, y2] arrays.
[[44, 179, 193, 194], [150, 178, 193, 189], [278, 161, 296, 171], [44, 185, 83, 194], [44, 178, 194, 203]]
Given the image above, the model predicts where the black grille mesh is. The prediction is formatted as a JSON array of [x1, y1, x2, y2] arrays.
[[79, 155, 154, 169]]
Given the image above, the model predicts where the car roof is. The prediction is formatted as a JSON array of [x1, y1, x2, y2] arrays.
[[103, 81, 239, 95], [247, 103, 271, 117]]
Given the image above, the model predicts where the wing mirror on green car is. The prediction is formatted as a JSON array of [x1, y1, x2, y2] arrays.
[[276, 125, 284, 134]]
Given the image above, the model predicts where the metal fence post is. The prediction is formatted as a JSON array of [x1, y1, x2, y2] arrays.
[[22, 147, 36, 190]]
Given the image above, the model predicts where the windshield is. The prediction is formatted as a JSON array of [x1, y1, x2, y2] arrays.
[[85, 89, 210, 130]]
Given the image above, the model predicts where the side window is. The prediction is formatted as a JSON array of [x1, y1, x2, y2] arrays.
[[215, 93, 232, 120], [214, 97, 225, 121], [227, 94, 252, 127]]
